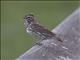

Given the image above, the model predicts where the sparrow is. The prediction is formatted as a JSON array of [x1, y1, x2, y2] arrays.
[[24, 14, 63, 42]]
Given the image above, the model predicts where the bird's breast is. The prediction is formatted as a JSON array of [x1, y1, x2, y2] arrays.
[[26, 27, 32, 34]]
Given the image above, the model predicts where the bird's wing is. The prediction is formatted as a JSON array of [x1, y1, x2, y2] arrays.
[[16, 8, 80, 60]]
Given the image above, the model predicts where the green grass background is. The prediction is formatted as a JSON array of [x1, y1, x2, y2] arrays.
[[1, 1, 80, 60]]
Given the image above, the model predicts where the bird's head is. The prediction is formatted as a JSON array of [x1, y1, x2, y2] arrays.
[[24, 14, 36, 28], [24, 14, 35, 24]]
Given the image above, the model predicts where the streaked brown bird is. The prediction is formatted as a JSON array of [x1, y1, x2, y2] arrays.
[[24, 14, 63, 42]]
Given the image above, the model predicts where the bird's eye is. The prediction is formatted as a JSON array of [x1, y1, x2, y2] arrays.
[[24, 16, 31, 19], [27, 16, 32, 19]]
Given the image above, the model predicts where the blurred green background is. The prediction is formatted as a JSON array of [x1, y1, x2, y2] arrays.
[[1, 1, 80, 60]]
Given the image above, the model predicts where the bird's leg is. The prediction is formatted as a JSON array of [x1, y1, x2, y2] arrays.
[[30, 38, 43, 46], [36, 41, 43, 46]]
